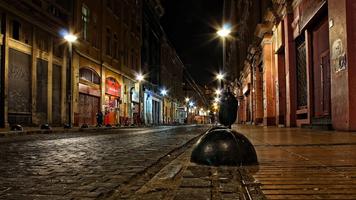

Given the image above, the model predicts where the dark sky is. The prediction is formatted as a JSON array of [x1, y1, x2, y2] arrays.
[[161, 0, 223, 86]]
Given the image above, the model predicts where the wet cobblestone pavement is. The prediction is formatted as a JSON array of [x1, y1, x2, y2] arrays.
[[123, 145, 263, 200], [0, 125, 208, 200]]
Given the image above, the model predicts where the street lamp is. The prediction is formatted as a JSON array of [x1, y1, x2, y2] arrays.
[[215, 89, 222, 96], [214, 97, 220, 103], [161, 89, 167, 96], [216, 72, 225, 90], [217, 24, 231, 90], [136, 73, 144, 125], [64, 33, 77, 128], [161, 88, 168, 124]]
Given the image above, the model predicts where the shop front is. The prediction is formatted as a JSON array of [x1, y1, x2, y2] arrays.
[[77, 68, 101, 126], [104, 77, 121, 126]]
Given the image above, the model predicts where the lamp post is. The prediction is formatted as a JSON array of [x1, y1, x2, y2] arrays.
[[136, 73, 144, 125], [64, 33, 77, 128], [161, 88, 167, 124], [185, 97, 189, 124], [216, 72, 224, 90], [217, 24, 231, 90]]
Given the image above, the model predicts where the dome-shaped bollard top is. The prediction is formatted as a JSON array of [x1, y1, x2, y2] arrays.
[[191, 128, 258, 166], [40, 124, 51, 130], [10, 124, 23, 131]]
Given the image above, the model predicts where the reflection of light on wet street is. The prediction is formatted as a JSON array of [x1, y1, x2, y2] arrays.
[[0, 125, 206, 199], [234, 125, 356, 199]]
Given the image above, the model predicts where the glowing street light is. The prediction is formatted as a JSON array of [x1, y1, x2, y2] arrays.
[[215, 89, 222, 96], [136, 73, 144, 82], [161, 89, 168, 96], [135, 73, 145, 125], [185, 97, 190, 103], [189, 102, 194, 107], [216, 73, 224, 81], [161, 88, 168, 124], [217, 26, 231, 38], [64, 34, 78, 43], [214, 97, 220, 103]]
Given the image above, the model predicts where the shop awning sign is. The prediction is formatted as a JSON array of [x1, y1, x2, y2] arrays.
[[106, 77, 121, 97]]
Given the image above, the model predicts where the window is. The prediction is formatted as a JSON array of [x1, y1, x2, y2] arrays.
[[79, 68, 100, 84], [106, 28, 112, 56], [131, 49, 134, 69], [92, 14, 98, 47], [12, 20, 21, 40], [81, 4, 89, 41], [106, 0, 112, 10], [113, 34, 118, 59]]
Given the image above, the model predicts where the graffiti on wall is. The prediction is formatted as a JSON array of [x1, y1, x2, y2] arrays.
[[332, 39, 347, 72]]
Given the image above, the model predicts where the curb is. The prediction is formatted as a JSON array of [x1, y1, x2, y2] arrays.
[[0, 124, 203, 137]]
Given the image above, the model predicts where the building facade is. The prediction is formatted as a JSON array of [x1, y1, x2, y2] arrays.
[[0, 0, 173, 128], [72, 0, 142, 127], [0, 0, 72, 127], [234, 0, 356, 131]]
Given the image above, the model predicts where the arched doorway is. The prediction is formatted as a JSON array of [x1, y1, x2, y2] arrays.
[[78, 67, 101, 126]]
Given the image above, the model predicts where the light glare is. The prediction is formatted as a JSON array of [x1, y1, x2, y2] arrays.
[[64, 34, 77, 43]]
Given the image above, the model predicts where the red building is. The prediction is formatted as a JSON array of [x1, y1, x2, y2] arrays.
[[233, 0, 356, 131]]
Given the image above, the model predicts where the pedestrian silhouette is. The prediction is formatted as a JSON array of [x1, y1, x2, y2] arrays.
[[96, 110, 103, 127]]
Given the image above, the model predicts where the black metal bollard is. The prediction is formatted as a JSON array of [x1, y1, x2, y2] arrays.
[[218, 91, 238, 128], [190, 89, 258, 166], [81, 124, 89, 128], [40, 124, 51, 130], [10, 124, 23, 131]]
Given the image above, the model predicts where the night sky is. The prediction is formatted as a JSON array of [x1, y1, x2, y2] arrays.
[[161, 0, 223, 86]]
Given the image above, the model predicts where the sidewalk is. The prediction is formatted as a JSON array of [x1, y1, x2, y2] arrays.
[[238, 125, 356, 199], [115, 125, 356, 200]]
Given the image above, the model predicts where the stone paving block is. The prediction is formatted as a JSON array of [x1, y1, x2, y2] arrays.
[[174, 188, 211, 200], [184, 165, 211, 178], [180, 178, 211, 188], [67, 191, 103, 198], [220, 192, 241, 199]]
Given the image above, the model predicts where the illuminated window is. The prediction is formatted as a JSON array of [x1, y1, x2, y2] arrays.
[[81, 4, 89, 41]]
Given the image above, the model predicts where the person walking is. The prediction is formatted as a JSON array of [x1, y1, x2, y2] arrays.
[[96, 110, 103, 127]]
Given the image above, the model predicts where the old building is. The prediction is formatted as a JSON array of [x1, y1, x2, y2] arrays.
[[0, 0, 143, 128], [71, 0, 142, 127], [234, 0, 356, 131], [0, 0, 71, 127]]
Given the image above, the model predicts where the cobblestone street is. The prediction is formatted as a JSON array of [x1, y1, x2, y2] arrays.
[[0, 125, 208, 200]]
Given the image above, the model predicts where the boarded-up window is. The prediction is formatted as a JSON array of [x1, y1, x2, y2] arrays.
[[36, 59, 48, 122], [52, 64, 62, 124], [8, 49, 31, 124]]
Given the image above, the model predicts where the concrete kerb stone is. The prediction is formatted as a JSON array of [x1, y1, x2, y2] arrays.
[[0, 124, 201, 138]]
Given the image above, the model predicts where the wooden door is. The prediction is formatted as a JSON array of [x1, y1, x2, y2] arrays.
[[78, 94, 99, 126], [312, 18, 330, 118], [321, 51, 331, 115]]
